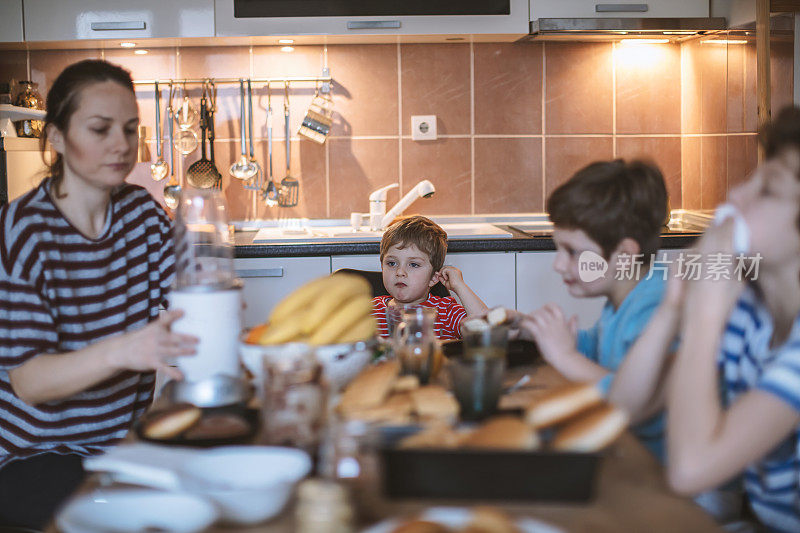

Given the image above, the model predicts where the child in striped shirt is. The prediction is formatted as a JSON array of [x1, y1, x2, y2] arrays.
[[372, 216, 487, 340]]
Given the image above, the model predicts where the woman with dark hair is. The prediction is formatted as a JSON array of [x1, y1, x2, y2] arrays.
[[0, 59, 196, 527]]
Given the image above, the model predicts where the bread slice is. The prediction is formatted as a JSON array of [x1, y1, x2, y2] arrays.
[[460, 416, 540, 450], [343, 392, 414, 424], [552, 404, 629, 452], [142, 403, 202, 439], [410, 385, 459, 421], [337, 360, 401, 415], [524, 383, 603, 429], [486, 307, 510, 326]]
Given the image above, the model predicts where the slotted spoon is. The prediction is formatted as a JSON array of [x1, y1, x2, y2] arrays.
[[278, 82, 298, 208], [185, 93, 217, 189]]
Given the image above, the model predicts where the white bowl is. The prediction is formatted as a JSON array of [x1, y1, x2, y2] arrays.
[[57, 489, 217, 533], [240, 339, 373, 391], [179, 445, 312, 525]]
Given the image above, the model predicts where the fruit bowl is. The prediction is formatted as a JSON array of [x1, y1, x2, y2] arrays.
[[239, 339, 375, 392]]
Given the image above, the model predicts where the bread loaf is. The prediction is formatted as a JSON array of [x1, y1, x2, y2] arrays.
[[142, 403, 202, 439], [552, 404, 629, 452], [460, 416, 540, 450], [410, 386, 459, 421], [524, 383, 603, 428], [337, 360, 401, 415]]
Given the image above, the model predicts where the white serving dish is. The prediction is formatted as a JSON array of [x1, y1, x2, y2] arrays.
[[57, 489, 217, 533], [362, 507, 563, 533]]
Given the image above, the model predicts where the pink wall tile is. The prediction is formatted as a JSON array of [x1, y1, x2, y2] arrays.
[[329, 138, 399, 218], [0, 50, 28, 82], [681, 137, 701, 209], [726, 135, 758, 191], [616, 137, 682, 208], [681, 41, 702, 135], [771, 39, 794, 117], [475, 138, 543, 213], [401, 44, 470, 136], [252, 45, 326, 142], [29, 49, 101, 95], [327, 44, 398, 137], [544, 137, 614, 199], [545, 43, 613, 135], [401, 138, 470, 216], [474, 43, 542, 135], [615, 43, 681, 134], [699, 44, 728, 134], [701, 136, 727, 209], [726, 42, 757, 134]]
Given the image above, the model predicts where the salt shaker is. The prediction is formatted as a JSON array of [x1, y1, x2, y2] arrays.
[[295, 478, 354, 533]]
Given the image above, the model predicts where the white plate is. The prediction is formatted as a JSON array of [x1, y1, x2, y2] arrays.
[[362, 507, 563, 533], [57, 489, 217, 533]]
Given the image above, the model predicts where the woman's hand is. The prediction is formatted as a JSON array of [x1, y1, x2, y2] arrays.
[[106, 310, 198, 380]]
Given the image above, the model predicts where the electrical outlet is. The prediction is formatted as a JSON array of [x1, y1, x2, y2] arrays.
[[411, 115, 437, 141]]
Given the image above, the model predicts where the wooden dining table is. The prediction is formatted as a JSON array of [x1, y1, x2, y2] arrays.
[[48, 364, 722, 533]]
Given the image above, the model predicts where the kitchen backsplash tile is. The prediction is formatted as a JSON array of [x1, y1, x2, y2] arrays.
[[544, 137, 614, 199], [616, 136, 682, 208], [615, 44, 682, 135], [401, 44, 471, 136], [329, 138, 399, 218], [474, 137, 543, 213], [474, 43, 543, 135], [545, 42, 614, 135], [401, 138, 471, 216], [1, 34, 792, 219], [327, 44, 398, 137]]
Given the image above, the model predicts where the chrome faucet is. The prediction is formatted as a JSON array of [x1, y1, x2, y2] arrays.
[[368, 180, 436, 231]]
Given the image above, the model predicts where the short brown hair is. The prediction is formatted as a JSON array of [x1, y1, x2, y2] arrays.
[[546, 159, 668, 259], [380, 215, 448, 272], [760, 105, 800, 161]]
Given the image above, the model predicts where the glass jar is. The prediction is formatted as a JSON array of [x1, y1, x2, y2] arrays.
[[295, 479, 353, 533], [13, 81, 45, 138], [394, 306, 440, 385]]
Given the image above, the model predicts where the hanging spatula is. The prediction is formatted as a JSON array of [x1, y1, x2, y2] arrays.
[[278, 82, 299, 208]]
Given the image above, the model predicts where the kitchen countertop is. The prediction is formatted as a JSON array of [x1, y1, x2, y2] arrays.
[[234, 224, 704, 258]]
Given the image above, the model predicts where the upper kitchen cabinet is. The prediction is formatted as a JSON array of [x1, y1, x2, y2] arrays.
[[530, 0, 709, 19], [215, 0, 529, 39], [0, 0, 24, 43], [23, 0, 214, 42]]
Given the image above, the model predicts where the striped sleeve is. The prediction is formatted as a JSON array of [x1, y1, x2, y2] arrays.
[[372, 296, 390, 338], [435, 296, 467, 340], [757, 339, 800, 412], [0, 274, 58, 369], [153, 204, 175, 309]]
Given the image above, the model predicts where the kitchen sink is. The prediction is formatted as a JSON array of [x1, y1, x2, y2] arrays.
[[252, 222, 513, 243]]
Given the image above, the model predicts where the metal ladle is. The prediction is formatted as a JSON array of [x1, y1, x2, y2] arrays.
[[163, 84, 181, 209], [229, 79, 257, 180], [150, 80, 169, 181]]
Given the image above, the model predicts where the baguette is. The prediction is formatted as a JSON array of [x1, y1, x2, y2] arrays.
[[552, 404, 629, 452], [460, 416, 540, 450], [524, 383, 603, 429]]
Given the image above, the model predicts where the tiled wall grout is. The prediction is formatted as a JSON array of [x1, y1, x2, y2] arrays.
[[396, 43, 403, 199], [540, 42, 546, 209], [611, 42, 617, 159]]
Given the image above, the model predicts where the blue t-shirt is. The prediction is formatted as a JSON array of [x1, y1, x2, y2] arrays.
[[576, 273, 667, 460], [719, 285, 800, 533]]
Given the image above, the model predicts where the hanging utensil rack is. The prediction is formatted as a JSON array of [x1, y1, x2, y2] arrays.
[[131, 69, 332, 91]]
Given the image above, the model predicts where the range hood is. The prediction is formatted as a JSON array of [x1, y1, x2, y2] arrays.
[[525, 17, 727, 41]]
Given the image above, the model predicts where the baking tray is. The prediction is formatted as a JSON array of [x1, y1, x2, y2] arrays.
[[379, 426, 600, 502], [135, 405, 259, 448]]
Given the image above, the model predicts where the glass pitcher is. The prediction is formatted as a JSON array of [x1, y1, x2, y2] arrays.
[[394, 306, 439, 385]]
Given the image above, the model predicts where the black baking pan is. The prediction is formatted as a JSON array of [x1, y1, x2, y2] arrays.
[[379, 425, 600, 502], [441, 339, 541, 368], [136, 405, 259, 448]]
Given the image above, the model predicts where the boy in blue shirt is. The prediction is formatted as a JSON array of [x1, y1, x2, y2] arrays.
[[516, 159, 669, 459]]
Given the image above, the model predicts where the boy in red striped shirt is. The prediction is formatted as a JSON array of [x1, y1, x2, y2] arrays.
[[372, 216, 488, 340]]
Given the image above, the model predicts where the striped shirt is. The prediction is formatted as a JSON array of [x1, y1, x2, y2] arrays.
[[719, 285, 800, 533], [372, 294, 467, 340], [0, 179, 174, 467]]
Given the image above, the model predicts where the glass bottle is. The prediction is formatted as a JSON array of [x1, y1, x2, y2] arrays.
[[394, 306, 439, 385], [13, 81, 45, 138]]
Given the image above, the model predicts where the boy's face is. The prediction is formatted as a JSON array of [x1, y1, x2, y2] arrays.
[[381, 243, 438, 305], [552, 227, 618, 298]]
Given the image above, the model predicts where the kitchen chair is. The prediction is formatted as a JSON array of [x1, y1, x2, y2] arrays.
[[333, 268, 450, 298]]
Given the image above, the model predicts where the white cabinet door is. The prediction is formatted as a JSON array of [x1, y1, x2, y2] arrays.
[[215, 0, 529, 37], [530, 0, 708, 19], [516, 251, 605, 329], [0, 0, 23, 42], [23, 0, 214, 41], [445, 252, 516, 310], [235, 256, 330, 329], [332, 252, 516, 310]]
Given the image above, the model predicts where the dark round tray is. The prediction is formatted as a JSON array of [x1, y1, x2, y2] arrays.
[[135, 405, 259, 448]]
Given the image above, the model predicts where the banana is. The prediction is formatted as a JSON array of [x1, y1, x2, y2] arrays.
[[309, 295, 373, 345], [335, 314, 377, 344], [257, 315, 306, 344], [302, 274, 371, 335], [268, 274, 337, 324]]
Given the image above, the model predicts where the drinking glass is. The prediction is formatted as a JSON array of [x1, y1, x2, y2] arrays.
[[449, 353, 506, 421], [394, 307, 439, 385]]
